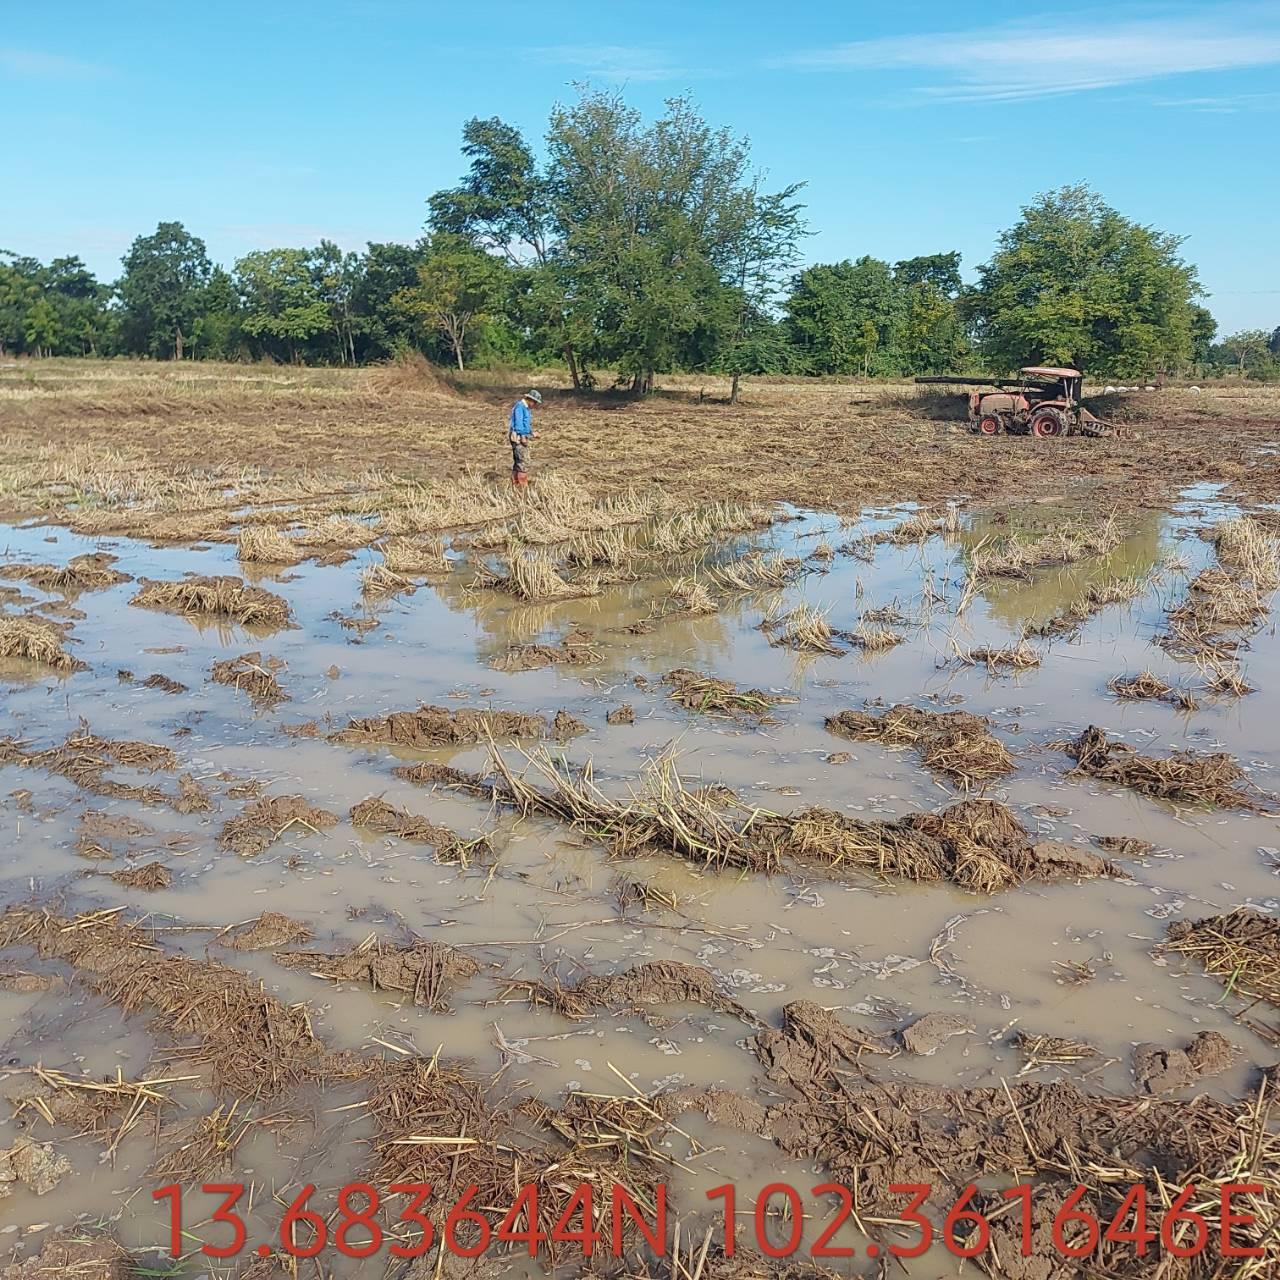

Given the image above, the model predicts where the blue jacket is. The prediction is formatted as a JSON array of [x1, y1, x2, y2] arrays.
[[509, 399, 533, 438]]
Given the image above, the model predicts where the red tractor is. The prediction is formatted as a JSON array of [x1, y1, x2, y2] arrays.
[[917, 367, 1115, 438]]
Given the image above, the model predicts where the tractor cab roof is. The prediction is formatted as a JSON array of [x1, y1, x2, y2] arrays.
[[1020, 366, 1082, 379]]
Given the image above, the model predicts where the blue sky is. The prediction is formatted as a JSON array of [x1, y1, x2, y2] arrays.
[[2, 0, 1277, 333]]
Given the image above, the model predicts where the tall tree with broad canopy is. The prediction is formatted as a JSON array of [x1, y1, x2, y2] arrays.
[[965, 184, 1200, 377], [117, 222, 212, 359]]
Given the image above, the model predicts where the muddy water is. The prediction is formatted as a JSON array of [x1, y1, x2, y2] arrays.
[[1, 495, 1278, 1276]]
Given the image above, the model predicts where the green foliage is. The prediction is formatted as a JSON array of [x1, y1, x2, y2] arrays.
[[966, 184, 1201, 377], [786, 257, 904, 375], [118, 222, 212, 359], [235, 248, 330, 363], [1211, 330, 1279, 380], [391, 233, 505, 370]]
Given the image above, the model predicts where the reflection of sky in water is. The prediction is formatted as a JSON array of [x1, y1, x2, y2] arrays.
[[1, 495, 1279, 1274]]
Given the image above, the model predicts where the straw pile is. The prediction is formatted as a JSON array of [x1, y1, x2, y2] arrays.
[[132, 575, 293, 627], [491, 631, 601, 672], [970, 515, 1121, 579], [211, 651, 289, 703], [662, 668, 786, 720], [0, 552, 131, 593], [826, 704, 1015, 787], [0, 730, 178, 805], [1163, 909, 1280, 1008], [235, 525, 302, 565], [1058, 725, 1268, 810], [1108, 669, 1198, 709], [0, 615, 87, 671]]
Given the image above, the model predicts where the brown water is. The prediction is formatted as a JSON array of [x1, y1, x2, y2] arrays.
[[1, 490, 1277, 1276]]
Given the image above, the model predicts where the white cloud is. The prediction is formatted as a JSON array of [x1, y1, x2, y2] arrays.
[[0, 48, 106, 79], [532, 44, 685, 83], [776, 6, 1280, 103]]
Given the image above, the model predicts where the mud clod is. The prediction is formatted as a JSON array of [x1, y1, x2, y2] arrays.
[[218, 794, 339, 856], [491, 630, 601, 672], [0, 730, 179, 807], [1060, 724, 1268, 810], [1028, 839, 1114, 879], [141, 673, 187, 694], [132, 575, 293, 628], [349, 796, 489, 864], [0, 1138, 72, 1195], [108, 862, 172, 891], [222, 911, 313, 951], [510, 960, 754, 1022], [0, 1233, 133, 1280], [0, 552, 130, 594], [754, 1000, 894, 1089], [332, 704, 584, 747], [211, 651, 289, 703], [900, 1011, 975, 1056], [275, 937, 480, 1011], [606, 703, 635, 725], [826, 703, 1014, 787]]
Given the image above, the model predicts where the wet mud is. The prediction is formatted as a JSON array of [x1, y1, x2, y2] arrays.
[[0, 489, 1278, 1277]]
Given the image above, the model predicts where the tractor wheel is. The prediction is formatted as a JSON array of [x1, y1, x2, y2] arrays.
[[978, 415, 1001, 436], [1031, 408, 1066, 438]]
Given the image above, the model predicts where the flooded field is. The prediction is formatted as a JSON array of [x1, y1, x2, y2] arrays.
[[1, 483, 1277, 1278]]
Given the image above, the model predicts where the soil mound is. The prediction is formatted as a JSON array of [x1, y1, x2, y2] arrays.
[[0, 1231, 133, 1279], [1060, 725, 1267, 810], [275, 937, 480, 1011], [332, 704, 585, 747], [0, 730, 178, 806], [132, 575, 293, 628], [826, 703, 1014, 787], [218, 794, 339, 856]]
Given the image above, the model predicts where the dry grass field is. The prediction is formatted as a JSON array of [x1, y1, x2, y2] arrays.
[[1, 359, 1277, 540]]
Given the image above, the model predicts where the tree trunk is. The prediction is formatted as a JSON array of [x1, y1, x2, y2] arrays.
[[453, 339, 465, 372], [564, 344, 581, 390], [175, 326, 184, 361], [730, 371, 741, 404]]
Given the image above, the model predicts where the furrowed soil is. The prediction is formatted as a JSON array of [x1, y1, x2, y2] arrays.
[[0, 360, 1279, 1279]]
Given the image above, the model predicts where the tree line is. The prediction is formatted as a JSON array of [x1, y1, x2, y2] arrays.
[[3, 90, 1276, 386]]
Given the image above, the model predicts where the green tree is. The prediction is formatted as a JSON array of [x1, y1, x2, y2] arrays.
[[0, 253, 45, 355], [786, 257, 901, 375], [117, 222, 212, 359], [235, 248, 330, 363], [966, 184, 1200, 377], [1213, 329, 1275, 377], [23, 296, 58, 357], [894, 251, 962, 296], [191, 267, 242, 361], [352, 241, 426, 360], [310, 240, 364, 365], [391, 233, 505, 370], [1188, 305, 1217, 368], [545, 90, 804, 393]]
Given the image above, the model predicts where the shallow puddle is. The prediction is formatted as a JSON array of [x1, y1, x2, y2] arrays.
[[1, 495, 1277, 1276]]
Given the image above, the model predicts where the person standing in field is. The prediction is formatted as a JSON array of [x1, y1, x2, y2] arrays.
[[508, 389, 542, 486]]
